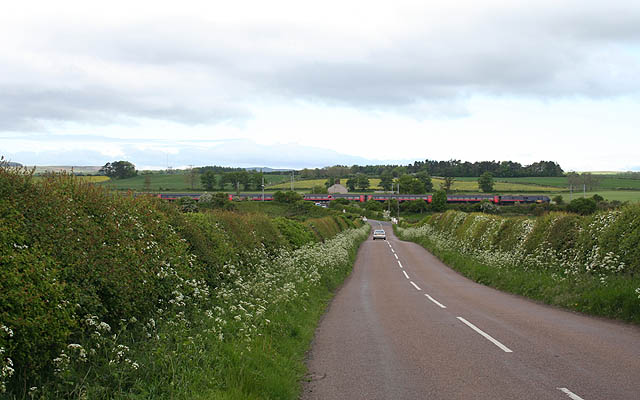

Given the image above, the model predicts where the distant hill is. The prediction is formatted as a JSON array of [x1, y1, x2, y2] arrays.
[[244, 167, 295, 172], [1, 161, 23, 167], [32, 166, 103, 174]]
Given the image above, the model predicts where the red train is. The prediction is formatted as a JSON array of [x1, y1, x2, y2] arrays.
[[155, 193, 549, 204]]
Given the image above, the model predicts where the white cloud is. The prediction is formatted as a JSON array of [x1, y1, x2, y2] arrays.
[[1, 1, 639, 170]]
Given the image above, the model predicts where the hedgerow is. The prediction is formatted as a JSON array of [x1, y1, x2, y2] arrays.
[[0, 166, 367, 398], [397, 208, 640, 322]]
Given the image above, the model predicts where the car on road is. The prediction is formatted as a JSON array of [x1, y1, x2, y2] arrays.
[[373, 229, 386, 240]]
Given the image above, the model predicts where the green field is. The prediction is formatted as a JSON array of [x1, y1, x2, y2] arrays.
[[267, 178, 383, 190], [549, 190, 640, 203], [486, 176, 640, 190], [98, 172, 289, 191], [269, 177, 562, 193], [431, 178, 563, 192]]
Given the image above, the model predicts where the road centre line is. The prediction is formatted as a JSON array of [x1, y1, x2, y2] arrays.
[[397, 261, 403, 268], [402, 270, 410, 279], [557, 388, 585, 400], [394, 253, 398, 260], [424, 294, 447, 308], [391, 248, 395, 253], [456, 317, 513, 353], [410, 281, 422, 291]]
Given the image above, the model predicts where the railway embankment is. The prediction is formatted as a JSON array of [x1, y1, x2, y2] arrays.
[[0, 167, 368, 398], [396, 209, 640, 324]]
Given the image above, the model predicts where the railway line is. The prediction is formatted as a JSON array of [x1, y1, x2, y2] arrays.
[[152, 192, 550, 204]]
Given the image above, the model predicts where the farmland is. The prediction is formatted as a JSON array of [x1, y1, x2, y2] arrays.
[[268, 177, 563, 193], [98, 172, 290, 191]]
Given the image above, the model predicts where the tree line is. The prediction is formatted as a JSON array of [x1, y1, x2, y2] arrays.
[[299, 159, 564, 179]]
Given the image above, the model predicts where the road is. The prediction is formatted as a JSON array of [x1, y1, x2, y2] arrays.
[[301, 221, 640, 400]]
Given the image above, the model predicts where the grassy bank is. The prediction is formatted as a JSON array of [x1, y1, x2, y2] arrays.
[[0, 167, 368, 398], [396, 209, 640, 324]]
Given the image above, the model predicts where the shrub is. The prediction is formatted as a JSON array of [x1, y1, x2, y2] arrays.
[[198, 192, 235, 211], [274, 191, 302, 203], [567, 198, 597, 215]]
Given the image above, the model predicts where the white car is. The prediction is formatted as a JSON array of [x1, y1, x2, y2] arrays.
[[372, 229, 386, 240]]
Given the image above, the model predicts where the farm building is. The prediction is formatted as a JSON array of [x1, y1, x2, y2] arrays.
[[328, 183, 348, 194]]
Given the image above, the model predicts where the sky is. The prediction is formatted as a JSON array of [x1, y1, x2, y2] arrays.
[[1, 0, 640, 171]]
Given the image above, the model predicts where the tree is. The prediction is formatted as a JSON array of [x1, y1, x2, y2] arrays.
[[346, 177, 357, 191], [247, 172, 264, 191], [325, 177, 336, 188], [185, 167, 198, 190], [200, 171, 217, 191], [312, 185, 328, 194], [431, 190, 447, 212], [398, 174, 425, 194], [478, 172, 495, 193], [364, 199, 383, 212], [415, 171, 433, 192], [356, 173, 370, 191], [99, 161, 137, 179], [380, 170, 393, 191], [274, 191, 302, 203], [143, 175, 152, 191], [441, 175, 455, 193], [392, 166, 408, 177], [552, 195, 564, 205], [567, 198, 597, 215], [405, 199, 428, 213], [225, 171, 249, 194]]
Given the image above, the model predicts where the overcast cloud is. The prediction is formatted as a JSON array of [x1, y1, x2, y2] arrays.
[[1, 0, 640, 171]]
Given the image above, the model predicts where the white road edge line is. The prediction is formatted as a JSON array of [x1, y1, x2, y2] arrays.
[[424, 294, 447, 308], [402, 270, 410, 279], [394, 254, 398, 260], [410, 281, 421, 291], [456, 317, 513, 353], [557, 388, 585, 400], [397, 261, 403, 268]]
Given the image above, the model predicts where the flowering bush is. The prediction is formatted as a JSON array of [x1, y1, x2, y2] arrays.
[[0, 166, 367, 397], [397, 209, 640, 322], [400, 208, 640, 277]]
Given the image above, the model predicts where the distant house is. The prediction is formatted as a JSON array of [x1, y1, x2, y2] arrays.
[[328, 183, 348, 194]]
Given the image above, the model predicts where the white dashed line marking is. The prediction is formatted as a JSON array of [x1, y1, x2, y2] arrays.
[[557, 388, 585, 400], [394, 254, 398, 260], [410, 281, 422, 291], [424, 294, 447, 308], [391, 248, 395, 253], [397, 261, 403, 268], [456, 317, 513, 353], [402, 270, 410, 279]]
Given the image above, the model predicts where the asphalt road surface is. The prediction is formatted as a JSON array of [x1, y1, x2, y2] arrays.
[[301, 220, 640, 400]]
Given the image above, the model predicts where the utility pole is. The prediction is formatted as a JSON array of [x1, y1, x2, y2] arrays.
[[290, 171, 294, 191], [570, 185, 573, 201], [583, 183, 586, 198], [261, 168, 265, 201]]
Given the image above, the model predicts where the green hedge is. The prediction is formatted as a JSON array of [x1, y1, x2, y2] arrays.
[[0, 168, 360, 397], [398, 207, 640, 323]]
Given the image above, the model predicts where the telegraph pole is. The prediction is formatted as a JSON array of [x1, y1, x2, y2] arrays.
[[261, 168, 265, 201]]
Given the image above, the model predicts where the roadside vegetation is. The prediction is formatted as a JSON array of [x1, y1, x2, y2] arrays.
[[396, 209, 640, 324], [0, 166, 368, 399]]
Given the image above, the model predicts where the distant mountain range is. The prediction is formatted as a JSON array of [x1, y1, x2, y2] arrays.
[[244, 167, 294, 172], [1, 161, 23, 167]]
